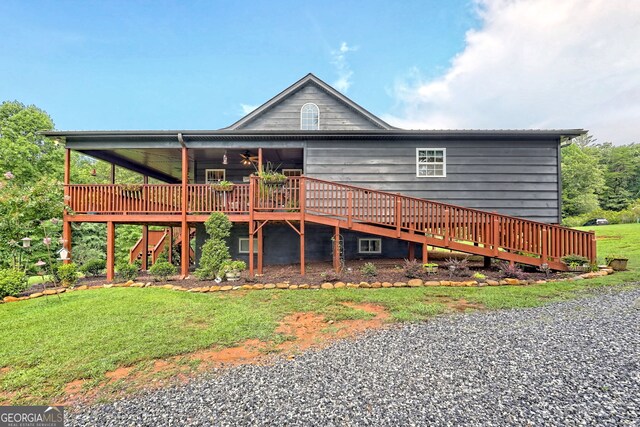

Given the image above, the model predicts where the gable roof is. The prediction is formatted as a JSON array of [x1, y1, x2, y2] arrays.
[[225, 73, 395, 130]]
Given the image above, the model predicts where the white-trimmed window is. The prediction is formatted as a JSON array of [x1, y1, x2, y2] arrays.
[[300, 103, 319, 130], [282, 169, 303, 177], [358, 238, 382, 254], [205, 169, 226, 184], [416, 148, 446, 177], [238, 237, 250, 254]]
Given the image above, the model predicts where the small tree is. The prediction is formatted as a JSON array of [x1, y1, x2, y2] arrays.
[[195, 213, 232, 280]]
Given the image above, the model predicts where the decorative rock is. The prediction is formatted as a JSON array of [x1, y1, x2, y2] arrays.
[[264, 284, 276, 290], [56, 288, 66, 294], [29, 292, 43, 299], [370, 282, 382, 288], [462, 281, 478, 287], [199, 287, 210, 292], [486, 280, 500, 286], [276, 283, 289, 289], [162, 284, 174, 289], [499, 280, 508, 285], [3, 296, 19, 302], [288, 285, 299, 290], [131, 282, 145, 288], [503, 278, 520, 285], [253, 284, 264, 290], [569, 276, 585, 281], [42, 289, 58, 295], [425, 281, 441, 286], [103, 284, 113, 289], [76, 285, 88, 291], [310, 284, 321, 289], [346, 283, 359, 288], [535, 280, 547, 284], [232, 286, 241, 290], [299, 284, 310, 289], [18, 296, 29, 300], [439, 281, 452, 286], [381, 282, 393, 288], [359, 282, 371, 288], [334, 282, 346, 288], [407, 279, 423, 287], [125, 280, 134, 286], [209, 286, 221, 292], [145, 282, 152, 287], [220, 286, 233, 291], [321, 283, 334, 290], [393, 282, 407, 287], [241, 285, 254, 290]]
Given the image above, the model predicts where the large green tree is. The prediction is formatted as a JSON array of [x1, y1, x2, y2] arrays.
[[561, 142, 605, 217]]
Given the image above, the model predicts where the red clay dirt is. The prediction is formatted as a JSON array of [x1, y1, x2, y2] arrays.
[[56, 303, 391, 407]]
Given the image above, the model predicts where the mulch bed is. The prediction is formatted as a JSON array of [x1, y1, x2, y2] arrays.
[[21, 257, 573, 296]]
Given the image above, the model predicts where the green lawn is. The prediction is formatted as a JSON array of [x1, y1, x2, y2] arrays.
[[575, 223, 640, 269], [1, 224, 638, 405]]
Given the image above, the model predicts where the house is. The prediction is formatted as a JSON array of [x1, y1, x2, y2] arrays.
[[44, 73, 596, 281]]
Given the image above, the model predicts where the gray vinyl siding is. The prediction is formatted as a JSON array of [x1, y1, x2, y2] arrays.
[[305, 138, 561, 223], [238, 84, 382, 131]]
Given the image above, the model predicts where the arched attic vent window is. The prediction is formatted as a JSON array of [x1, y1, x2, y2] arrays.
[[300, 103, 319, 130]]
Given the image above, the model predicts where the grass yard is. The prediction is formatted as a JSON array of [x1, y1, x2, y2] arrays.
[[1, 224, 638, 405]]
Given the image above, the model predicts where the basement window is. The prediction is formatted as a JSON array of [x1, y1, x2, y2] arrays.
[[417, 148, 446, 177], [301, 103, 319, 130], [358, 238, 382, 254], [205, 169, 226, 184], [238, 237, 250, 254]]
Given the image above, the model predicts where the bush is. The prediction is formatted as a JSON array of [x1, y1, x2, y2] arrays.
[[116, 262, 138, 281], [57, 262, 79, 288], [319, 270, 341, 282], [498, 262, 526, 280], [219, 260, 246, 275], [0, 268, 28, 298], [80, 259, 106, 277], [195, 213, 232, 280], [361, 262, 377, 278], [403, 259, 423, 278], [561, 254, 589, 265], [149, 261, 177, 282], [472, 272, 486, 281], [444, 257, 469, 277]]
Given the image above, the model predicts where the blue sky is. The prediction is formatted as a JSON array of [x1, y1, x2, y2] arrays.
[[1, 1, 638, 143], [0, 0, 476, 130]]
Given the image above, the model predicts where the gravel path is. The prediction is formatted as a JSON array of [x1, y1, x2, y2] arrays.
[[70, 287, 640, 426]]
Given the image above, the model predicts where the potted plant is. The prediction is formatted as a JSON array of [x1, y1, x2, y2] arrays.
[[210, 180, 234, 192], [219, 260, 247, 281], [605, 255, 628, 271], [561, 254, 590, 272], [423, 263, 439, 274], [258, 162, 287, 186], [118, 183, 143, 195]]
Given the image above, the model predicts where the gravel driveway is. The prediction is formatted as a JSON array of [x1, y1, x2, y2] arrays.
[[69, 287, 640, 426]]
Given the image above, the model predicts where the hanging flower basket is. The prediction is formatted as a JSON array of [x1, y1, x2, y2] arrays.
[[211, 181, 235, 192]]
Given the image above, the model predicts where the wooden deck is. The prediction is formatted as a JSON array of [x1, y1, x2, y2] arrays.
[[64, 176, 596, 278]]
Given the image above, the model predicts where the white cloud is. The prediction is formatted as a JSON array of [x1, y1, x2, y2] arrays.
[[331, 41, 358, 93], [240, 104, 258, 115], [385, 0, 640, 144]]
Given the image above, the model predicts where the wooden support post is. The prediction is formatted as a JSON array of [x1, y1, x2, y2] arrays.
[[63, 149, 72, 264], [106, 221, 115, 281], [180, 145, 189, 278], [300, 177, 306, 276], [422, 241, 428, 264], [249, 178, 255, 277], [168, 227, 173, 264], [258, 148, 263, 173], [257, 224, 263, 274], [395, 195, 402, 237], [589, 230, 597, 264], [141, 225, 149, 270], [408, 242, 415, 261], [333, 225, 340, 273]]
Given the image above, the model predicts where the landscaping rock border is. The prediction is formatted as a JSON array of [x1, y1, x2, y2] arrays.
[[1, 268, 616, 304]]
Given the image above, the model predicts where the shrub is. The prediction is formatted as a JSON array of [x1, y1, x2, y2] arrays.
[[403, 259, 423, 278], [444, 257, 469, 277], [361, 262, 377, 278], [0, 268, 28, 298], [149, 261, 177, 282], [80, 259, 106, 277], [219, 260, 246, 275], [57, 262, 79, 287], [472, 272, 486, 281], [195, 213, 232, 280], [116, 262, 138, 281], [319, 270, 341, 282], [561, 254, 590, 265], [498, 262, 526, 280]]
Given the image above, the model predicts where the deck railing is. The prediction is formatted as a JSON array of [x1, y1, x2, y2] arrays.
[[65, 176, 596, 266]]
